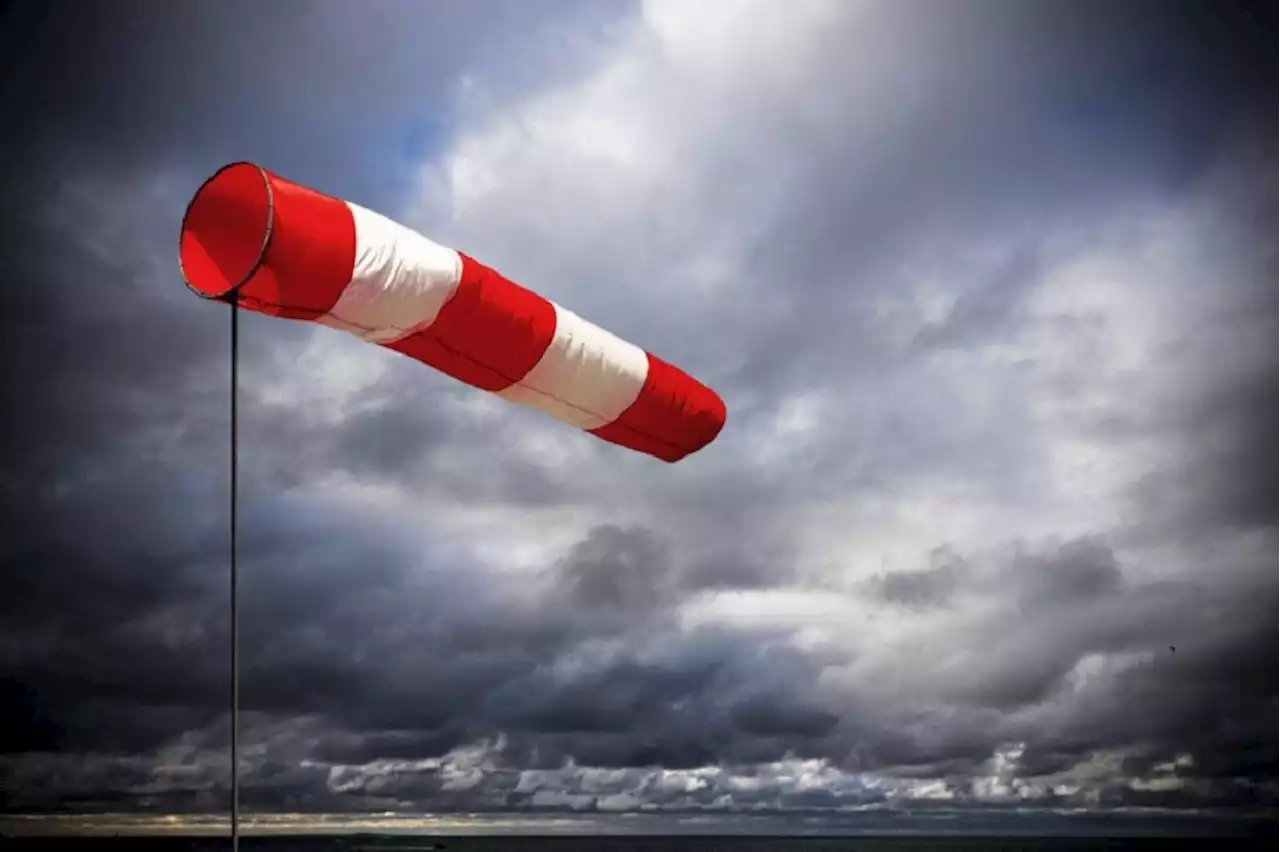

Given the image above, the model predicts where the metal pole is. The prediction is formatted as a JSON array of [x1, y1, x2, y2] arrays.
[[229, 299, 240, 852]]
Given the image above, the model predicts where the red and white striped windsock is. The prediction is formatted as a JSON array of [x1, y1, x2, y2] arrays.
[[178, 162, 726, 463]]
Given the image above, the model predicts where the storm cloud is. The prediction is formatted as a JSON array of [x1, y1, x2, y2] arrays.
[[0, 0, 1274, 821]]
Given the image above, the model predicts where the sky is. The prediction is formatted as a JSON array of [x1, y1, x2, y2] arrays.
[[0, 0, 1275, 822]]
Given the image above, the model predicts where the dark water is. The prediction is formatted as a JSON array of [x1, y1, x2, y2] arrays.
[[1, 811, 1274, 850], [1, 837, 1277, 852]]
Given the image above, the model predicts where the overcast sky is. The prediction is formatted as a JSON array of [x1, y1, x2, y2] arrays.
[[0, 0, 1274, 820]]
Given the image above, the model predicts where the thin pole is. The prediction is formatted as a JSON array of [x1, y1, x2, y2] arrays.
[[229, 299, 240, 852]]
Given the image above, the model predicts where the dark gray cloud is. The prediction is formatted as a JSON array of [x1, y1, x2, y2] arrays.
[[2, 518, 1273, 813], [1, 0, 1274, 823], [912, 250, 1044, 353], [865, 547, 967, 609]]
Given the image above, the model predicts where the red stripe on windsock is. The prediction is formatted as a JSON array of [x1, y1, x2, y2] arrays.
[[180, 163, 355, 320], [590, 353, 727, 462], [386, 253, 557, 393]]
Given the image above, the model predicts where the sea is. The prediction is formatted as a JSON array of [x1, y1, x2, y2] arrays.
[[1, 810, 1275, 851]]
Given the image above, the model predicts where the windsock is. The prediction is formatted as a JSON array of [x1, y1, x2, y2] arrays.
[[178, 162, 725, 462]]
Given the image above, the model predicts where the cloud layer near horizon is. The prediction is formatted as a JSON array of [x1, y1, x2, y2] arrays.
[[0, 0, 1274, 817]]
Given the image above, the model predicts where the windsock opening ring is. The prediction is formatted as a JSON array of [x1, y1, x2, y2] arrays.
[[179, 162, 275, 302]]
